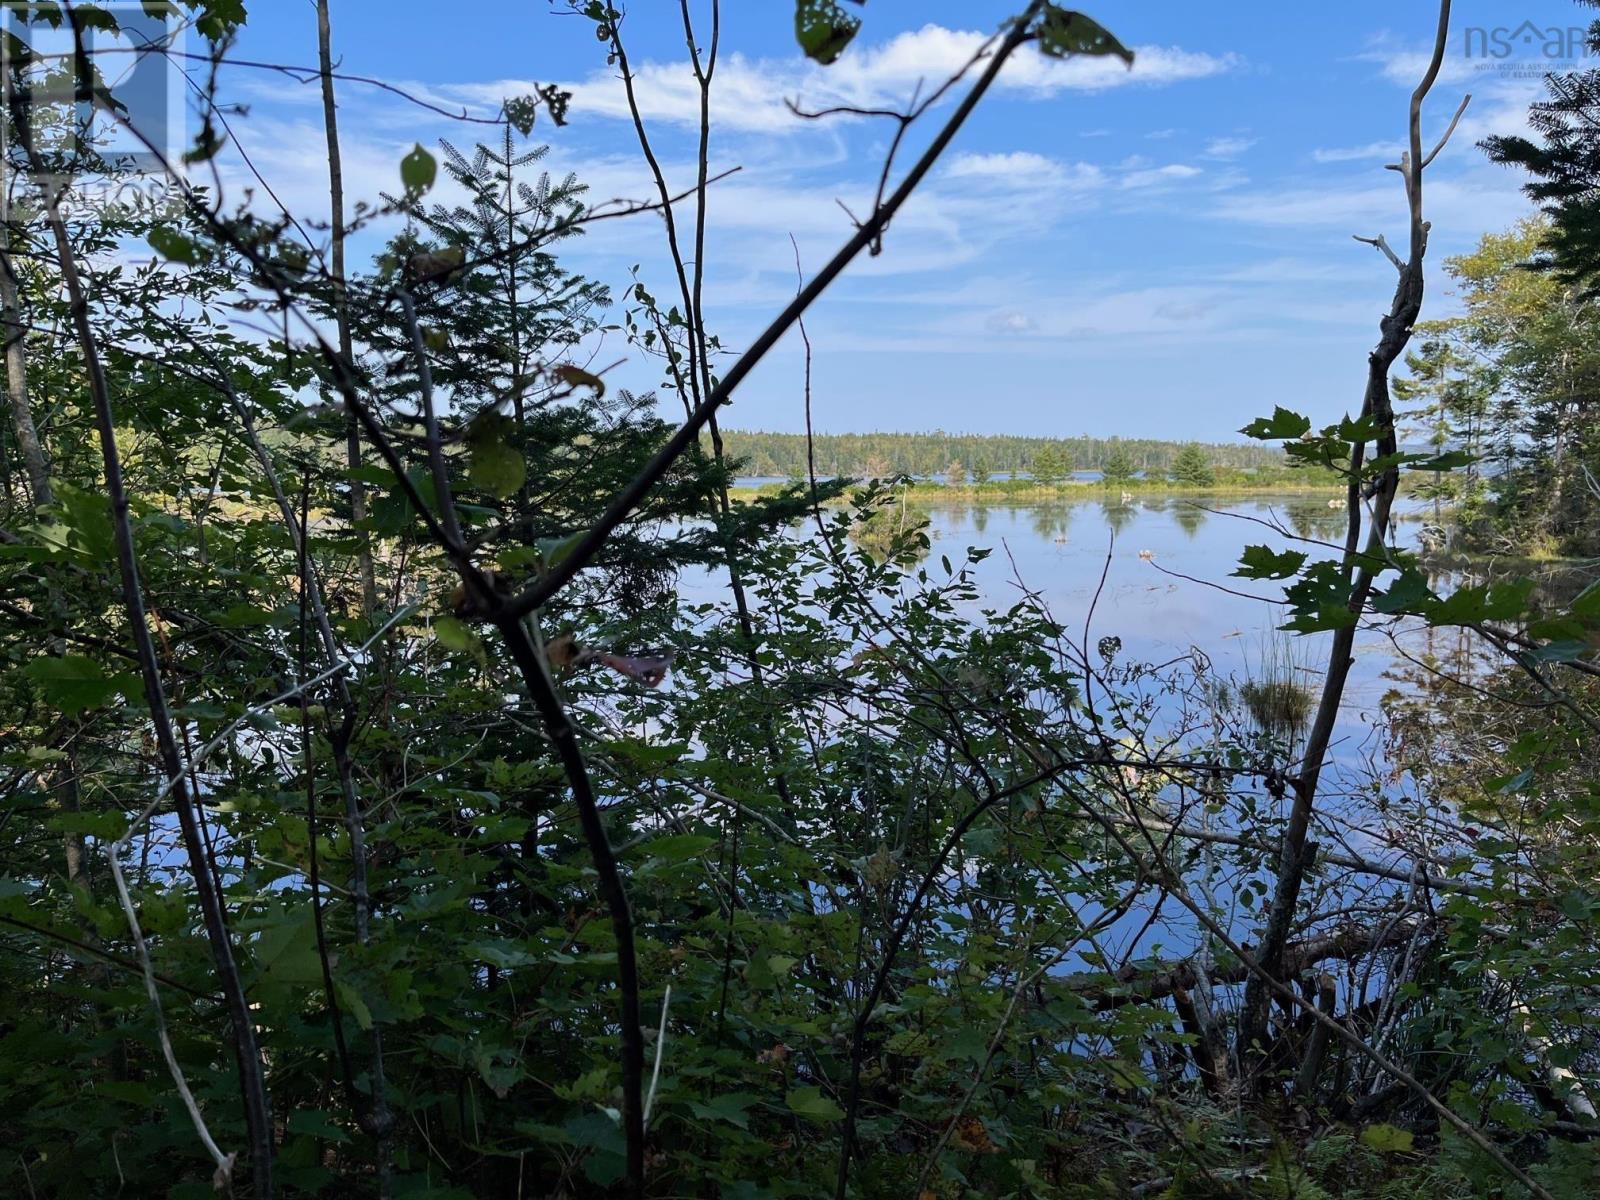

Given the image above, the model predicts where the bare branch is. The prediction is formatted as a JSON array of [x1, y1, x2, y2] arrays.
[[1354, 232, 1405, 272]]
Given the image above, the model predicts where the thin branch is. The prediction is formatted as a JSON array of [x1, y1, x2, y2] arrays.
[[9, 37, 276, 1186], [502, 2, 1048, 621], [1354, 233, 1404, 273], [1421, 93, 1472, 168]]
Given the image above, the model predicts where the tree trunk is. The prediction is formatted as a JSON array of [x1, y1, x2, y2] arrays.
[[316, 0, 377, 618]]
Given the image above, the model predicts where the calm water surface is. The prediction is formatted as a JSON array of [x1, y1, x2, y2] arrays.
[[714, 489, 1442, 964]]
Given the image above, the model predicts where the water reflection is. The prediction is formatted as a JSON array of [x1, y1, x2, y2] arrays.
[[1173, 503, 1207, 538], [1280, 497, 1347, 542], [1099, 498, 1136, 537]]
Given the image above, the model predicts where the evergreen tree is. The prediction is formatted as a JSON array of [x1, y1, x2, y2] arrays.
[[1031, 444, 1067, 487], [1169, 443, 1215, 487], [366, 136, 729, 612], [1101, 444, 1136, 484], [379, 132, 608, 426], [1483, 2, 1600, 294]]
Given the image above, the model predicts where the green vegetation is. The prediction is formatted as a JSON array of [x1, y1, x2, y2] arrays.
[[2, 4, 1600, 1200], [1169, 442, 1217, 488], [1398, 217, 1600, 558], [728, 462, 1342, 505], [721, 428, 1286, 479]]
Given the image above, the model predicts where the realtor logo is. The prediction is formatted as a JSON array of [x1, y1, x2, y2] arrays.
[[1462, 21, 1596, 64], [0, 1, 186, 181]]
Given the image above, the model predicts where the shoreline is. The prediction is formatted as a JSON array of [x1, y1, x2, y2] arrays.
[[727, 479, 1347, 506]]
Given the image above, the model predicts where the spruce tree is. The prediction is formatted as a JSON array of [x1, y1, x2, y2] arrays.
[[1169, 443, 1215, 487], [1101, 444, 1136, 484], [1483, 3, 1600, 293]]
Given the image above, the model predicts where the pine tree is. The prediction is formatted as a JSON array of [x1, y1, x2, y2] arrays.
[[1483, 3, 1600, 293], [380, 132, 608, 426], [365, 136, 727, 615], [1101, 444, 1136, 484], [1031, 444, 1067, 488], [1169, 443, 1215, 487]]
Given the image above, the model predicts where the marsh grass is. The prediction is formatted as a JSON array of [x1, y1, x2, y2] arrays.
[[1236, 631, 1316, 739]]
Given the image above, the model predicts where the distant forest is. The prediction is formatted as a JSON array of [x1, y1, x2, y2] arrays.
[[721, 430, 1286, 478]]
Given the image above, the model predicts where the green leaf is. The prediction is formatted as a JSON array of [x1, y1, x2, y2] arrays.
[[400, 143, 438, 194], [1280, 560, 1359, 633], [252, 907, 323, 986], [786, 1085, 845, 1124], [1373, 568, 1437, 616], [688, 1092, 761, 1130], [23, 654, 125, 714], [1240, 406, 1312, 441], [434, 616, 479, 652], [470, 439, 527, 500], [148, 225, 203, 265], [1571, 580, 1600, 621], [335, 980, 373, 1032], [1429, 578, 1535, 627], [794, 0, 860, 64], [1036, 5, 1134, 65], [1233, 545, 1307, 581], [1405, 450, 1477, 472], [195, 0, 248, 39], [536, 531, 586, 572], [644, 834, 718, 864], [1360, 1123, 1415, 1153]]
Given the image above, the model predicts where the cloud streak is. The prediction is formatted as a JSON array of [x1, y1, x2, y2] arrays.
[[446, 25, 1239, 137]]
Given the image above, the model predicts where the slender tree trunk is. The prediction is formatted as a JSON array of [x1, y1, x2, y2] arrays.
[[316, 0, 377, 617], [1238, 0, 1456, 1088], [0, 169, 48, 508], [0, 161, 100, 915], [312, 16, 395, 1188], [18, 160, 276, 1196]]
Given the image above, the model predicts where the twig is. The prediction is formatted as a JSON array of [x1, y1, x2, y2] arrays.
[[500, 1, 1049, 621], [643, 985, 673, 1128]]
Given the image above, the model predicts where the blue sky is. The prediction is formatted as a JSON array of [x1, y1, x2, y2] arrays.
[[206, 1, 1586, 440]]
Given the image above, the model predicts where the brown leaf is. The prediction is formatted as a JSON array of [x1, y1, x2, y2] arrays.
[[599, 650, 674, 688], [952, 1115, 998, 1154], [546, 632, 582, 670]]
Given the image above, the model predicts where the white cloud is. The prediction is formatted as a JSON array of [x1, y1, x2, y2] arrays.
[[1209, 173, 1533, 238], [942, 151, 1205, 196], [1120, 163, 1202, 189], [945, 151, 1104, 190], [448, 27, 1239, 137], [1204, 136, 1256, 159], [1312, 142, 1400, 163], [986, 311, 1036, 334]]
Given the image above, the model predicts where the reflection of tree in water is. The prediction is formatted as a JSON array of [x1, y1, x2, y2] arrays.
[[973, 504, 990, 535], [1100, 498, 1136, 537], [1031, 504, 1071, 542], [1174, 503, 1207, 538], [1279, 499, 1346, 541]]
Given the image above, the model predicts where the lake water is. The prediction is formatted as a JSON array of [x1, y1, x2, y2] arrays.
[[710, 488, 1447, 967]]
